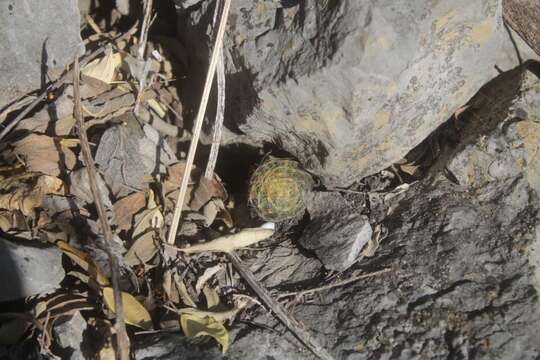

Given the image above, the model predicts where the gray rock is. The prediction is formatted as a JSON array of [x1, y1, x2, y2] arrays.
[[227, 65, 540, 360], [179, 0, 539, 187], [0, 238, 65, 302], [53, 311, 87, 360], [0, 0, 84, 109], [133, 333, 221, 360], [299, 192, 371, 271]]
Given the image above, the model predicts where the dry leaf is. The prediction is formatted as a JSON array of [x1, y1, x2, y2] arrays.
[[0, 175, 65, 216], [113, 192, 146, 231], [190, 176, 227, 211], [82, 51, 122, 84], [102, 288, 152, 330], [174, 228, 274, 254], [180, 313, 228, 354], [174, 274, 197, 307], [124, 203, 164, 266], [13, 134, 76, 176], [203, 286, 220, 309], [56, 240, 110, 286], [195, 265, 222, 295]]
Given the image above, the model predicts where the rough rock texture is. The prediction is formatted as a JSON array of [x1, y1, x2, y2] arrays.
[[299, 192, 371, 271], [223, 69, 540, 359], [53, 312, 87, 360], [179, 0, 539, 187], [0, 0, 84, 109], [0, 238, 65, 302], [133, 333, 222, 360]]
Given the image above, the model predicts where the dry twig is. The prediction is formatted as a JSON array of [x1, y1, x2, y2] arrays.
[[228, 252, 336, 360], [73, 57, 130, 360], [205, 0, 227, 179], [277, 268, 392, 299], [166, 0, 232, 245]]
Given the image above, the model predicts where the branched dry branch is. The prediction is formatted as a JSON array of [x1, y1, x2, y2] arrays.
[[277, 268, 392, 299], [228, 252, 336, 360], [166, 0, 232, 245], [73, 56, 130, 360]]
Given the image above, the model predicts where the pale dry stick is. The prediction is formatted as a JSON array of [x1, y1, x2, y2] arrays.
[[134, 0, 153, 115], [166, 0, 232, 245], [205, 0, 226, 179], [204, 47, 226, 179], [277, 268, 392, 299], [73, 57, 131, 360], [228, 252, 336, 360], [0, 23, 139, 143]]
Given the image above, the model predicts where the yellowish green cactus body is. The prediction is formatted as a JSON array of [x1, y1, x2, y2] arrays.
[[248, 157, 314, 222]]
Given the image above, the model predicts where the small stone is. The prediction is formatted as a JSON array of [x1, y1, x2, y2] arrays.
[[0, 238, 65, 302], [299, 192, 372, 271], [53, 311, 87, 360]]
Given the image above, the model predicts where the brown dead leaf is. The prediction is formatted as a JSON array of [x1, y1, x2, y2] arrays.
[[13, 134, 76, 176], [0, 175, 65, 216], [190, 176, 227, 211], [113, 192, 146, 231], [124, 193, 164, 266], [56, 240, 110, 286], [203, 286, 220, 309]]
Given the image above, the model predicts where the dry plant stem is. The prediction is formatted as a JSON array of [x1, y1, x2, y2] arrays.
[[277, 268, 392, 299], [166, 0, 232, 245], [205, 0, 226, 179], [204, 47, 226, 179], [134, 0, 153, 115], [73, 57, 130, 360], [0, 24, 139, 143], [227, 252, 336, 360]]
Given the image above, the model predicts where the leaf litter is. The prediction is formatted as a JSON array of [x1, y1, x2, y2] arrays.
[[0, 7, 284, 358]]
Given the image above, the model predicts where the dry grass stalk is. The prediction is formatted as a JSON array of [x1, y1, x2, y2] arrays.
[[166, 0, 232, 245]]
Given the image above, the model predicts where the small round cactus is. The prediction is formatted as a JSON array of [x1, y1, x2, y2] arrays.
[[248, 157, 314, 222]]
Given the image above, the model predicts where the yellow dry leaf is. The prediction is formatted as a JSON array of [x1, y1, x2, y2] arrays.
[[180, 313, 229, 354], [82, 52, 122, 84], [147, 98, 166, 118], [102, 288, 153, 330], [56, 240, 110, 286], [175, 228, 274, 254]]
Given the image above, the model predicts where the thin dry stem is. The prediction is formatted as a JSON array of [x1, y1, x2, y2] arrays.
[[166, 0, 232, 245], [228, 252, 336, 360], [205, 0, 226, 179], [73, 56, 130, 360], [277, 268, 393, 299]]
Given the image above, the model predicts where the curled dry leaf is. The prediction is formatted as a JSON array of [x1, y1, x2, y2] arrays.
[[81, 51, 122, 84], [113, 191, 146, 231], [190, 176, 227, 212], [102, 287, 153, 330], [180, 312, 229, 354], [195, 265, 223, 295], [0, 175, 65, 216], [12, 134, 76, 177], [55, 240, 110, 286], [124, 192, 164, 266], [174, 228, 274, 254]]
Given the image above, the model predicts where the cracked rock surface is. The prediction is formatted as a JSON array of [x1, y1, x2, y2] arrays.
[[224, 69, 540, 359]]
